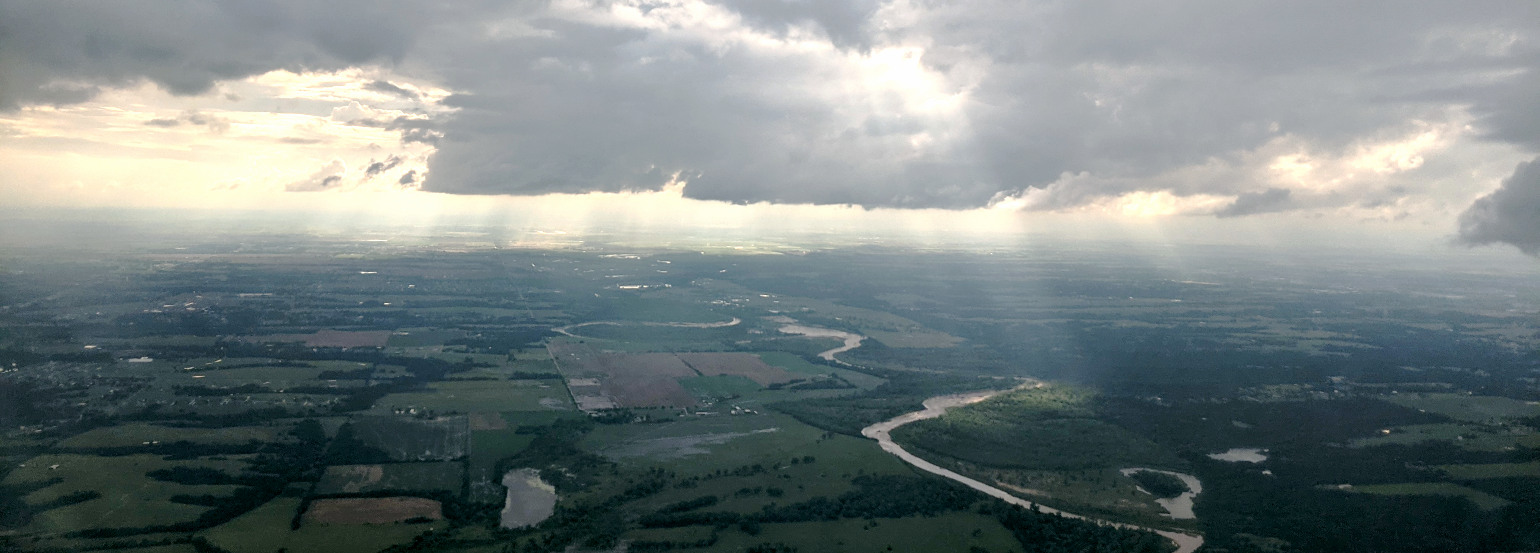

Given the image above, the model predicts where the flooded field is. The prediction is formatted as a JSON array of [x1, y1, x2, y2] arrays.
[[500, 468, 557, 529]]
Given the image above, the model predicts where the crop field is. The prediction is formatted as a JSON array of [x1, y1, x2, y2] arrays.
[[386, 328, 466, 347], [1344, 482, 1512, 511], [4, 453, 246, 533], [549, 343, 700, 408], [676, 353, 794, 386], [303, 497, 444, 524], [373, 379, 573, 414], [679, 375, 762, 401], [201, 496, 443, 553], [350, 416, 469, 461], [1384, 393, 1540, 423], [314, 462, 464, 495]]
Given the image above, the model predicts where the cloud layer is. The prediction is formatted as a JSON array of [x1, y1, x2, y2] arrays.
[[3, 1, 1539, 248]]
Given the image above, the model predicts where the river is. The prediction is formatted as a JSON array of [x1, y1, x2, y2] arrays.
[[776, 324, 863, 361], [861, 385, 1204, 553]]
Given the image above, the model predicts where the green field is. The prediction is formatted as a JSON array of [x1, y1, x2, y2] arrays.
[[1438, 462, 1540, 480], [199, 496, 303, 553], [1384, 393, 1540, 423], [4, 454, 247, 533], [373, 379, 573, 413], [1344, 482, 1512, 511]]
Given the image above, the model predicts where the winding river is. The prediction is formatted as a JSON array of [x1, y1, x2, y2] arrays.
[[862, 386, 1204, 553], [776, 324, 863, 362]]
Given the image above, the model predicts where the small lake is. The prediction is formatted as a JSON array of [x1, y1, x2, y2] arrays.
[[1207, 448, 1268, 463], [500, 468, 557, 529]]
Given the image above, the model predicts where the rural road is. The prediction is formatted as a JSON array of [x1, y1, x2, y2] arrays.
[[862, 385, 1205, 553]]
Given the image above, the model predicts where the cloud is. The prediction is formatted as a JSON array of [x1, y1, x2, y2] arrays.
[[364, 80, 419, 99], [142, 110, 230, 132], [3, 1, 1538, 216], [286, 159, 348, 192], [1458, 157, 1540, 255], [364, 155, 404, 179], [1216, 188, 1292, 218], [0, 1, 436, 110]]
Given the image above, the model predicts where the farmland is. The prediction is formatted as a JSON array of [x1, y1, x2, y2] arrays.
[[0, 225, 1537, 553]]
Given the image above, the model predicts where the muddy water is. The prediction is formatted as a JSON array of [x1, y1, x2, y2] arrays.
[[861, 384, 1204, 553], [500, 468, 557, 529], [776, 324, 864, 361], [1121, 468, 1203, 520]]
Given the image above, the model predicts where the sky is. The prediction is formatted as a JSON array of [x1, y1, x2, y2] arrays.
[[1, 1, 1538, 255]]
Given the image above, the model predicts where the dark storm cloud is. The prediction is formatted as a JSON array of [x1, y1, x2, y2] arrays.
[[399, 170, 418, 186], [1458, 158, 1540, 255], [0, 1, 440, 110], [4, 1, 1539, 213], [413, 1, 1540, 209]]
